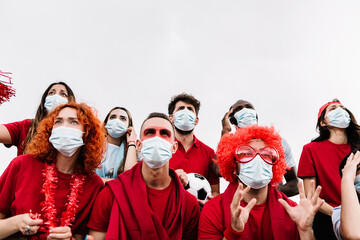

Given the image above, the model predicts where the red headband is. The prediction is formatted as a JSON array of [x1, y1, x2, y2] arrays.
[[318, 101, 341, 120]]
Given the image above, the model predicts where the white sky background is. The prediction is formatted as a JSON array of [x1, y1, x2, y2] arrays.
[[0, 1, 359, 182]]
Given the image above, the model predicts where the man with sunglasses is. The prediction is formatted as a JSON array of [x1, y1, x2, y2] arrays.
[[199, 125, 323, 240], [88, 113, 200, 240], [220, 99, 299, 197]]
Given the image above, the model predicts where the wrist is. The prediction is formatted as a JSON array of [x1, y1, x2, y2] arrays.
[[127, 141, 135, 146], [224, 225, 243, 240]]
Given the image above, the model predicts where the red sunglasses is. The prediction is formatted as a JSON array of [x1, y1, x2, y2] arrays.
[[235, 145, 279, 165]]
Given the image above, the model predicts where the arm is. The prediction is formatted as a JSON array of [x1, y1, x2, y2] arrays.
[[88, 230, 106, 240], [277, 167, 299, 197], [339, 152, 360, 240], [221, 109, 233, 137], [211, 184, 219, 197], [0, 213, 43, 239], [0, 124, 12, 144], [124, 126, 138, 171], [279, 180, 324, 240], [303, 177, 333, 216]]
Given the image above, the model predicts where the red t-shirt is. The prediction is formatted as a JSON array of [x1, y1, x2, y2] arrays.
[[3, 119, 32, 155], [198, 185, 298, 240], [146, 180, 174, 225], [0, 154, 104, 238], [169, 135, 219, 185], [297, 140, 351, 207], [88, 179, 199, 238]]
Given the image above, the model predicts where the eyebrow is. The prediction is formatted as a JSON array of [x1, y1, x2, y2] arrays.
[[54, 116, 79, 120]]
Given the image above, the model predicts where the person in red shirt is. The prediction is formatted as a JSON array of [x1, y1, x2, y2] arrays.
[[168, 93, 219, 200], [0, 102, 105, 239], [88, 112, 200, 240], [199, 125, 324, 240], [0, 82, 76, 156], [298, 99, 360, 239]]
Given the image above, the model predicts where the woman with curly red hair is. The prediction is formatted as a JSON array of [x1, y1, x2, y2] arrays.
[[199, 125, 324, 240], [0, 102, 105, 239]]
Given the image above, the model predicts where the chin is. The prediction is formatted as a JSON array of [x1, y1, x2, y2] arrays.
[[175, 127, 194, 135]]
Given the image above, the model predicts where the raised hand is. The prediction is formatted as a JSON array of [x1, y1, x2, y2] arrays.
[[230, 182, 257, 233], [342, 151, 360, 182], [279, 180, 324, 236]]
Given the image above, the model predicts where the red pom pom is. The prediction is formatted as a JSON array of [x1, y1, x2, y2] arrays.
[[0, 82, 15, 105]]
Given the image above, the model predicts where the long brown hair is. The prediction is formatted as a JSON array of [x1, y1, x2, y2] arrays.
[[23, 82, 75, 148], [102, 107, 134, 174]]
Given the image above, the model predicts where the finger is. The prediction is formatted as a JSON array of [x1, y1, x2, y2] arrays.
[[347, 152, 354, 164], [278, 199, 291, 212], [354, 151, 360, 164], [298, 180, 305, 199], [313, 199, 325, 213], [48, 233, 72, 240], [245, 198, 257, 212], [231, 183, 244, 210], [307, 180, 315, 200], [311, 186, 322, 205], [198, 199, 205, 207]]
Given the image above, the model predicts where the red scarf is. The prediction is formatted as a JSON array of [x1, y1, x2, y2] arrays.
[[106, 162, 186, 240], [222, 183, 300, 240]]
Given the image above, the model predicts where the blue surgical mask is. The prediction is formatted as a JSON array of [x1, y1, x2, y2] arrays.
[[49, 126, 84, 157], [234, 108, 258, 128], [140, 136, 173, 169], [105, 119, 127, 138], [354, 175, 360, 193], [174, 109, 196, 131], [44, 95, 68, 113], [326, 107, 350, 128], [237, 155, 273, 189]]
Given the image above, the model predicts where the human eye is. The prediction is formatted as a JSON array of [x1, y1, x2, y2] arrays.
[[54, 119, 62, 125], [187, 107, 195, 112], [144, 129, 155, 136], [48, 90, 55, 96], [71, 119, 79, 125], [160, 129, 171, 137], [120, 116, 127, 122], [60, 92, 68, 97]]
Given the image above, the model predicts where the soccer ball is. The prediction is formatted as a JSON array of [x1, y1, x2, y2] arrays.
[[186, 173, 212, 201]]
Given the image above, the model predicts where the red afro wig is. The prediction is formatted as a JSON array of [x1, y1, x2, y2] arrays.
[[216, 125, 287, 186], [25, 102, 106, 175]]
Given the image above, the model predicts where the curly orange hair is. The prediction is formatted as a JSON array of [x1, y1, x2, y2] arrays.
[[25, 102, 106, 175], [216, 125, 287, 186]]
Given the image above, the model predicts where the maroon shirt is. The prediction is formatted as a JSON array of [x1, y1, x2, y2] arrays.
[[3, 119, 32, 155], [0, 154, 104, 238], [169, 135, 219, 185]]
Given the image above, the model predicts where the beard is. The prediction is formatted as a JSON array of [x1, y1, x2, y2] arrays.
[[175, 127, 194, 136]]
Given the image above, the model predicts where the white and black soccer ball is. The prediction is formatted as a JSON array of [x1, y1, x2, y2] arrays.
[[185, 173, 212, 201]]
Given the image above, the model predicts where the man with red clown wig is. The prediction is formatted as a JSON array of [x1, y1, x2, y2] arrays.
[[199, 125, 324, 240]]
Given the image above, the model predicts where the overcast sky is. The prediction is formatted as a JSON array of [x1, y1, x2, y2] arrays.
[[1, 1, 359, 179]]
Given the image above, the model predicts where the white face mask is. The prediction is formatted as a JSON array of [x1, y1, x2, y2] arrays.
[[140, 136, 173, 169], [173, 109, 196, 131], [234, 108, 258, 128], [237, 155, 273, 189], [49, 126, 84, 157], [326, 107, 350, 129], [354, 175, 360, 194], [44, 95, 68, 113], [105, 119, 127, 138]]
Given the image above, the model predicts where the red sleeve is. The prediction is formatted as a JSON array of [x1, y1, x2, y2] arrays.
[[0, 157, 20, 215], [87, 185, 114, 232], [297, 145, 316, 178], [3, 119, 31, 147], [198, 197, 224, 240], [182, 192, 200, 240]]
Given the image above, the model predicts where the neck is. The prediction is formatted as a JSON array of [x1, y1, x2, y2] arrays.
[[175, 131, 194, 151], [328, 128, 348, 144], [107, 135, 122, 146], [242, 184, 268, 205], [141, 162, 171, 189], [56, 150, 80, 174]]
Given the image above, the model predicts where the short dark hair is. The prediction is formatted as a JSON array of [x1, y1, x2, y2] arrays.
[[140, 112, 175, 138], [168, 93, 200, 115]]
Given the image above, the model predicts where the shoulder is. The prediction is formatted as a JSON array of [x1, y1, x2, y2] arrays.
[[195, 137, 215, 154], [86, 173, 104, 188], [11, 154, 40, 167]]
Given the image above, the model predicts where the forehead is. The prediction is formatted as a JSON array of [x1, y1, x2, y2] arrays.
[[247, 139, 266, 150], [326, 102, 342, 109], [175, 101, 195, 109], [50, 84, 67, 92], [142, 117, 173, 133], [110, 109, 128, 118], [57, 107, 78, 118], [232, 100, 254, 111]]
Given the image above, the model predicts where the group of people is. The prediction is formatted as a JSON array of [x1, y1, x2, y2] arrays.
[[0, 82, 359, 240]]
